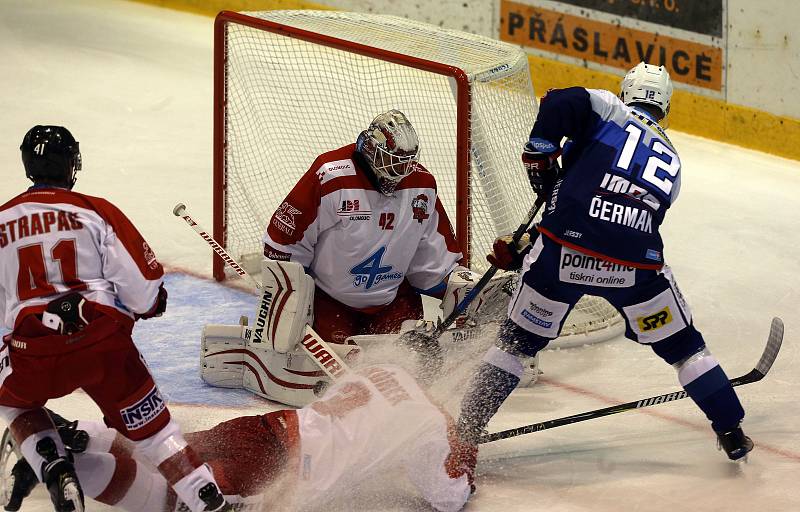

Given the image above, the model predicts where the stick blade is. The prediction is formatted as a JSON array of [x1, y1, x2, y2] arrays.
[[755, 317, 783, 377]]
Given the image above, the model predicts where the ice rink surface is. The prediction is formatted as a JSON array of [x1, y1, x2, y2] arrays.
[[1, 0, 799, 510]]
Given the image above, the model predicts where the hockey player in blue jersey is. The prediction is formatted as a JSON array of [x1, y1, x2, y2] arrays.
[[454, 62, 753, 463]]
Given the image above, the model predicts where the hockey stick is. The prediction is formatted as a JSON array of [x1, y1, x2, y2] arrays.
[[173, 203, 351, 381], [479, 317, 784, 444], [173, 204, 261, 289], [431, 196, 546, 339]]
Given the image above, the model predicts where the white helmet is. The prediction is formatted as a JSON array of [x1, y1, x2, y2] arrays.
[[620, 62, 673, 118], [356, 110, 420, 195]]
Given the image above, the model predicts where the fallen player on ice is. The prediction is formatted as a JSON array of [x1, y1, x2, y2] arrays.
[[1, 364, 475, 512]]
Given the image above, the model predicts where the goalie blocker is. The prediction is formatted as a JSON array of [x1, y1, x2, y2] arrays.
[[201, 260, 360, 407]]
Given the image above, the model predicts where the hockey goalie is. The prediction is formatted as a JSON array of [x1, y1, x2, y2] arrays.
[[201, 111, 538, 407]]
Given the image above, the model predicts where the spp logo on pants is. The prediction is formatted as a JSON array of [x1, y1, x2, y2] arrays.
[[637, 307, 673, 332]]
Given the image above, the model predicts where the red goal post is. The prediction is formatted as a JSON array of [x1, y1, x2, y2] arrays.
[[212, 10, 623, 342]]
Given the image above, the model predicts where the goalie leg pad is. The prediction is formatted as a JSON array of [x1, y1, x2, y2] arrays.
[[200, 324, 246, 389], [254, 259, 315, 353], [203, 323, 361, 407], [201, 323, 324, 407], [245, 346, 324, 407], [244, 341, 361, 408]]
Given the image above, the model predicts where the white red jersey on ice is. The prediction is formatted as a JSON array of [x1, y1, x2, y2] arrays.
[[69, 365, 470, 512], [263, 144, 462, 309], [0, 186, 164, 329], [295, 364, 471, 512]]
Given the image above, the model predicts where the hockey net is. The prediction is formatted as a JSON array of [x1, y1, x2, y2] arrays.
[[213, 10, 622, 342]]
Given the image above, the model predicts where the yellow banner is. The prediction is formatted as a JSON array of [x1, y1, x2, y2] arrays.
[[500, 0, 722, 91]]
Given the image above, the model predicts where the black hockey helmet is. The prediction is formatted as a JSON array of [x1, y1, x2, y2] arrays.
[[20, 125, 82, 189]]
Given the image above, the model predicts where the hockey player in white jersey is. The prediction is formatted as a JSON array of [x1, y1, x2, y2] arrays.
[[455, 63, 753, 466], [0, 126, 231, 511], [205, 110, 504, 407], [2, 364, 475, 512]]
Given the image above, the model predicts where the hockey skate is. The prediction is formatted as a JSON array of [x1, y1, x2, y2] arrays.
[[198, 482, 234, 511], [45, 409, 89, 455], [36, 438, 84, 512], [516, 353, 541, 388], [716, 426, 754, 461], [3, 457, 37, 511]]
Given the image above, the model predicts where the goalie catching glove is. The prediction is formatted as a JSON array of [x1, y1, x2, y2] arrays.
[[440, 266, 514, 326]]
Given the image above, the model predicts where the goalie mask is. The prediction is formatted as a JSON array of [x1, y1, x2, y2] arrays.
[[20, 125, 82, 189], [356, 110, 420, 195], [620, 62, 673, 119]]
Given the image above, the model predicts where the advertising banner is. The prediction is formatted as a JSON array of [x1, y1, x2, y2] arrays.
[[500, 0, 726, 93]]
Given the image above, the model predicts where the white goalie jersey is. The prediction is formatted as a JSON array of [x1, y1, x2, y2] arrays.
[[262, 143, 463, 309]]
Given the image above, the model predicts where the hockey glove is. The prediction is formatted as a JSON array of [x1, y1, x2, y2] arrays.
[[136, 284, 168, 320], [445, 423, 477, 493], [522, 139, 561, 198], [487, 232, 532, 271]]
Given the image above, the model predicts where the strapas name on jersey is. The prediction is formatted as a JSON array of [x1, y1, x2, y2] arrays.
[[0, 211, 83, 248]]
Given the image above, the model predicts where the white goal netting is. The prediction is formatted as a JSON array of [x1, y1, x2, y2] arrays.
[[216, 10, 622, 342]]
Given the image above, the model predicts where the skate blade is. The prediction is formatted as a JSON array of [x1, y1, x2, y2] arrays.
[[718, 446, 751, 463], [64, 482, 84, 512]]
